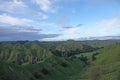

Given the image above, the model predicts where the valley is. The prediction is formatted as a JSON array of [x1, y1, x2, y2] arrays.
[[0, 40, 120, 80]]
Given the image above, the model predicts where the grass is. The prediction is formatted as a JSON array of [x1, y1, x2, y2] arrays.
[[24, 56, 86, 80], [0, 55, 87, 80], [75, 43, 120, 80], [0, 43, 120, 80]]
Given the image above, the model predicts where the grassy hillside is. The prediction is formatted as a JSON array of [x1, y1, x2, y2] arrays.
[[0, 41, 96, 80], [0, 42, 52, 64], [0, 55, 86, 80], [77, 43, 120, 80], [0, 61, 33, 80], [0, 41, 120, 80], [0, 41, 96, 64]]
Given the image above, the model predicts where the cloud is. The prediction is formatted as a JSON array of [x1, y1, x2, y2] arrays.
[[62, 23, 83, 29], [63, 26, 73, 29], [32, 0, 80, 13], [76, 24, 83, 27], [29, 10, 48, 19], [59, 16, 120, 40], [62, 24, 83, 35], [23, 26, 42, 32], [56, 15, 71, 28], [66, 28, 79, 35], [32, 0, 59, 12], [60, 23, 83, 38], [0, 0, 48, 20], [0, 25, 42, 32], [96, 16, 120, 36], [0, 26, 61, 41], [0, 14, 33, 25], [0, 0, 27, 13], [74, 16, 120, 38]]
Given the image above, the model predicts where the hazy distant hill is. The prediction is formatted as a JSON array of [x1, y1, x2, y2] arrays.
[[78, 36, 120, 41]]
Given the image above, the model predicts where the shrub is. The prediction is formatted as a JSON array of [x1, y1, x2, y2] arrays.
[[61, 62, 68, 67], [41, 68, 50, 75], [79, 55, 88, 64]]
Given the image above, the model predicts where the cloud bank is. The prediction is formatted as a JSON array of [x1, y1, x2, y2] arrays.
[[0, 14, 32, 25], [0, 26, 61, 41]]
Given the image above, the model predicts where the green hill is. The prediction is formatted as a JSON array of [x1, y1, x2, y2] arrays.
[[0, 42, 52, 64], [77, 43, 120, 80], [0, 41, 93, 80], [0, 41, 96, 64], [0, 55, 86, 80], [0, 41, 120, 80]]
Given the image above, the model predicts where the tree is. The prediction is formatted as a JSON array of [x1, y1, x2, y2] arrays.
[[79, 55, 88, 64], [92, 54, 96, 61], [92, 52, 99, 61]]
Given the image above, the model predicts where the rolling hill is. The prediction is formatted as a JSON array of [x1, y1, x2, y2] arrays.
[[76, 43, 120, 80], [0, 41, 120, 80]]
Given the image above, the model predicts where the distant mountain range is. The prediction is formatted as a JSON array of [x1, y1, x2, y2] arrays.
[[78, 36, 120, 41]]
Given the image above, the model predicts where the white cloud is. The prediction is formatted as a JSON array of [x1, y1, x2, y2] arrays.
[[0, 0, 27, 13], [65, 27, 79, 35], [40, 16, 120, 41], [0, 0, 49, 20], [76, 16, 120, 38], [33, 0, 58, 12], [0, 14, 33, 25], [52, 16, 120, 40], [95, 17, 120, 36]]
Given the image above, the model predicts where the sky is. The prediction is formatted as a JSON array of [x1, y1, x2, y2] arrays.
[[0, 0, 120, 41]]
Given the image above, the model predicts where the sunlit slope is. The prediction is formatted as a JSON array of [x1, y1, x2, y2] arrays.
[[79, 43, 120, 80], [96, 43, 120, 64], [94, 43, 120, 80]]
